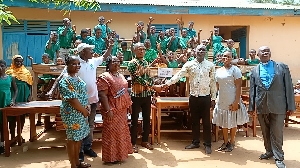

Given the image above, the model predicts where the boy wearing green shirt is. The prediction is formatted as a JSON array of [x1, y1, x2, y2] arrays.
[[88, 27, 106, 54], [144, 39, 157, 63], [147, 17, 158, 50], [93, 16, 111, 38], [167, 28, 180, 52], [45, 31, 59, 62], [137, 21, 147, 43], [57, 18, 76, 62], [179, 29, 190, 50], [76, 29, 90, 44], [118, 41, 133, 61], [245, 49, 260, 65], [222, 39, 237, 59]]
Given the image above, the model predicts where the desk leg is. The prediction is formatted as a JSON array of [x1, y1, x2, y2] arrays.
[[32, 72, 38, 101], [16, 116, 22, 146], [151, 107, 155, 145], [157, 104, 161, 144], [29, 113, 37, 142], [3, 111, 10, 157]]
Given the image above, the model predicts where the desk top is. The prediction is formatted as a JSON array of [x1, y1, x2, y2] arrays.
[[9, 100, 61, 108], [156, 97, 189, 103], [295, 95, 300, 102]]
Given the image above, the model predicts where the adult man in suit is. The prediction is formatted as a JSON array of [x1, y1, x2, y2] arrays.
[[248, 46, 295, 168]]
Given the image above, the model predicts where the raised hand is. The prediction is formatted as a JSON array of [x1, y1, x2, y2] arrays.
[[72, 25, 76, 32], [149, 17, 155, 23], [198, 29, 202, 33], [210, 30, 213, 36], [108, 38, 114, 46], [106, 19, 112, 24]]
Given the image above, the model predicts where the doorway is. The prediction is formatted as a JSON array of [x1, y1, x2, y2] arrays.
[[215, 26, 249, 59]]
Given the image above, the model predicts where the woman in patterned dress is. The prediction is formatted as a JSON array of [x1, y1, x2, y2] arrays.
[[212, 51, 249, 152], [6, 55, 33, 144], [58, 56, 91, 168], [97, 56, 133, 164]]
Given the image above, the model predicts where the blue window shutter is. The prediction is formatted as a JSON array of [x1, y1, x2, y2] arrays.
[[151, 24, 180, 36]]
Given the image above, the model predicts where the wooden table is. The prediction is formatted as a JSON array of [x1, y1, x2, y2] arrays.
[[155, 97, 189, 143], [285, 95, 300, 127], [2, 100, 61, 157]]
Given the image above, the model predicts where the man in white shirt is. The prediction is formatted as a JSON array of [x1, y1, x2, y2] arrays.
[[47, 42, 113, 162], [162, 44, 216, 154]]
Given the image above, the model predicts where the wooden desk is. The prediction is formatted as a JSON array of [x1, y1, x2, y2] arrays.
[[2, 100, 61, 157], [285, 95, 300, 127], [155, 97, 189, 144]]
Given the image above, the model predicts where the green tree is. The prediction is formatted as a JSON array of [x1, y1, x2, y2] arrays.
[[0, 0, 100, 25]]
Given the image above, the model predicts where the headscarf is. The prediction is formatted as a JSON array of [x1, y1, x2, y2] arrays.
[[6, 55, 33, 85]]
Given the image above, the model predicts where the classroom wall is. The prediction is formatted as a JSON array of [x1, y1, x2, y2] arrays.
[[2, 7, 300, 81]]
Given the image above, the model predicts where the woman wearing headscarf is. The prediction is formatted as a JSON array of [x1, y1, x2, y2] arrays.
[[6, 55, 33, 144], [97, 56, 133, 164]]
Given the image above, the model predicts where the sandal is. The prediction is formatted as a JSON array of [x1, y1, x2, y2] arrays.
[[217, 143, 227, 151], [77, 162, 91, 168], [132, 144, 138, 153]]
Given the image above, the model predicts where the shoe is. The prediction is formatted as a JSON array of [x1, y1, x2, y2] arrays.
[[84, 149, 97, 157], [0, 146, 4, 154], [225, 142, 234, 152], [217, 143, 227, 151], [79, 152, 84, 162], [205, 146, 212, 154], [132, 145, 138, 153], [141, 142, 154, 150], [35, 121, 44, 126], [259, 152, 274, 160], [275, 160, 286, 168], [185, 143, 200, 149]]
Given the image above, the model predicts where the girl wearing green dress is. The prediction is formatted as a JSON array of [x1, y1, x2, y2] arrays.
[[212, 28, 225, 61], [6, 55, 33, 144], [0, 60, 18, 154]]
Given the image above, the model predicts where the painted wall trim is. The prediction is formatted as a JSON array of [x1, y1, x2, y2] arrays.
[[3, 0, 298, 16]]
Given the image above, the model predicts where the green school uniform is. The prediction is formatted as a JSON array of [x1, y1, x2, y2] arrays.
[[222, 47, 237, 59], [159, 37, 169, 54], [45, 40, 60, 61], [88, 36, 106, 54], [247, 58, 260, 65], [187, 57, 195, 61], [212, 35, 224, 60], [167, 36, 179, 52], [140, 31, 147, 43], [76, 35, 90, 44], [57, 26, 75, 48], [121, 61, 129, 67], [149, 34, 157, 50], [93, 24, 111, 38], [144, 48, 157, 63], [179, 36, 189, 49], [111, 38, 119, 56], [117, 48, 132, 61], [183, 28, 197, 38]]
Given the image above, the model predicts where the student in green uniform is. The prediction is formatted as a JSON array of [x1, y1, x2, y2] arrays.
[[117, 41, 132, 61], [76, 29, 90, 44], [201, 40, 212, 60], [45, 31, 60, 62], [183, 21, 197, 39], [137, 21, 147, 43], [245, 49, 260, 65], [144, 39, 158, 64], [110, 30, 119, 56], [213, 53, 224, 67], [147, 17, 158, 50], [6, 55, 33, 145], [88, 27, 106, 55], [167, 28, 180, 52], [0, 59, 18, 154], [222, 39, 237, 59], [179, 29, 190, 50], [212, 28, 225, 61], [158, 31, 169, 54], [57, 18, 76, 62], [93, 16, 111, 38]]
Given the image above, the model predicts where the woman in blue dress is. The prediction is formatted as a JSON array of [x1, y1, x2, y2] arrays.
[[58, 56, 91, 168]]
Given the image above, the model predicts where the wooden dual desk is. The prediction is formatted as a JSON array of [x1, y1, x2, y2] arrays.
[[2, 100, 61, 157]]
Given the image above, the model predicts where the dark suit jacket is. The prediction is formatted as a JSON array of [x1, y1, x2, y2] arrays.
[[248, 61, 296, 114]]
